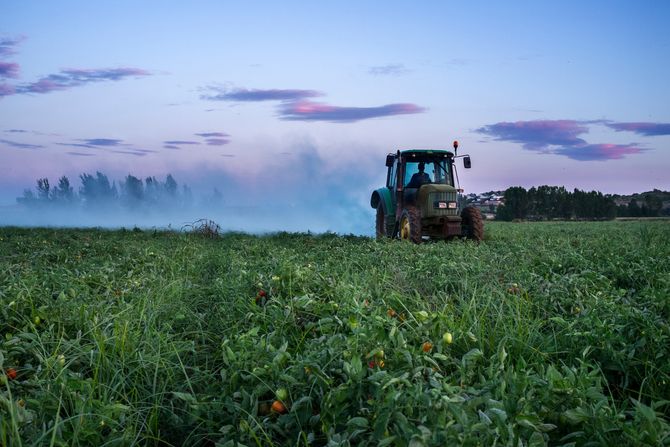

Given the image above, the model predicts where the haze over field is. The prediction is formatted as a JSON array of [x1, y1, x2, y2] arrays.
[[1, 1, 669, 233]]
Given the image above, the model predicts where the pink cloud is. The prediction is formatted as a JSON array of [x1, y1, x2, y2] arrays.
[[0, 61, 19, 79], [477, 120, 588, 150], [477, 119, 648, 161], [279, 100, 425, 122]]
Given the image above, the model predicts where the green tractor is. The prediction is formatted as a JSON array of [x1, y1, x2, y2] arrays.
[[370, 141, 484, 243]]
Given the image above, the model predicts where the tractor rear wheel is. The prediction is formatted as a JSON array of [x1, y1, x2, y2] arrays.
[[375, 205, 387, 239], [399, 207, 422, 243], [461, 206, 484, 241]]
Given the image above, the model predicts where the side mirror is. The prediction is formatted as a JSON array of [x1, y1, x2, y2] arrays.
[[385, 154, 395, 167], [463, 156, 471, 169]]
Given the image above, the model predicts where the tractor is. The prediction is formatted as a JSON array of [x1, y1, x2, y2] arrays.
[[370, 141, 484, 243]]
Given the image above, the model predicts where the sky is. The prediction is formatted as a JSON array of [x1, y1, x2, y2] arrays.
[[1, 1, 669, 233]]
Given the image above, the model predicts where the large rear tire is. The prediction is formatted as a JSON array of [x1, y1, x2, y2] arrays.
[[461, 206, 484, 241], [399, 207, 422, 244], [375, 205, 387, 239]]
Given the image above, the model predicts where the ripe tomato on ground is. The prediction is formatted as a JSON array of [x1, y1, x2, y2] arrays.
[[271, 400, 288, 414]]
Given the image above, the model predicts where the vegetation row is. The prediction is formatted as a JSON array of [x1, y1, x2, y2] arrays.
[[1, 222, 669, 445]]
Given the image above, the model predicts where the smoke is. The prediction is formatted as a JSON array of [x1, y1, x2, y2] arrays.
[[0, 145, 381, 236]]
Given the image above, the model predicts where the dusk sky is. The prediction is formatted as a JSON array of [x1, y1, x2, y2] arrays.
[[2, 1, 669, 232]]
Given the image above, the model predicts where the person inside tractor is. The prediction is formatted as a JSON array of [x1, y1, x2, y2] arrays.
[[406, 162, 431, 188]]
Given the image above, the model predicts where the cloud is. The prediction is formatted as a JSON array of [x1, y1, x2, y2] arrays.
[[57, 142, 96, 149], [0, 37, 24, 57], [554, 144, 644, 161], [67, 152, 96, 157], [4, 129, 28, 133], [0, 62, 19, 79], [368, 64, 409, 76], [204, 138, 230, 146], [0, 83, 15, 97], [13, 67, 150, 95], [605, 122, 670, 136], [201, 87, 322, 102], [164, 140, 200, 145], [163, 144, 181, 150], [80, 138, 125, 146], [278, 100, 426, 123], [477, 120, 588, 150], [476, 119, 647, 161], [58, 138, 126, 149], [110, 149, 156, 157], [194, 131, 230, 145], [0, 138, 43, 150], [195, 132, 229, 138]]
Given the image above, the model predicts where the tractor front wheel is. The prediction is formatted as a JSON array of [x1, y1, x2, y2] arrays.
[[399, 207, 422, 243], [461, 206, 484, 241]]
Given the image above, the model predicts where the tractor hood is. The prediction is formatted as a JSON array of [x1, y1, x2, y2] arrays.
[[417, 183, 457, 198]]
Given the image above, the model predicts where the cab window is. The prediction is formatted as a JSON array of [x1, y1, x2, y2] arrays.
[[387, 161, 397, 189], [404, 160, 452, 186]]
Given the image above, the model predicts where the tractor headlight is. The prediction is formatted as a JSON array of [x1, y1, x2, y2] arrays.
[[435, 201, 458, 209]]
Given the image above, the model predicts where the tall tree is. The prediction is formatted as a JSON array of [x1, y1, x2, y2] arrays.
[[503, 186, 529, 219], [36, 178, 50, 201], [52, 176, 75, 203], [165, 174, 178, 198], [79, 171, 117, 208], [121, 175, 144, 209]]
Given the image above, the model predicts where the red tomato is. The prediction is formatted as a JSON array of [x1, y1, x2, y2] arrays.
[[271, 400, 288, 414]]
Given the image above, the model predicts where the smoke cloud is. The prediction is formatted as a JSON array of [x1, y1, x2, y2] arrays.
[[1, 145, 379, 236]]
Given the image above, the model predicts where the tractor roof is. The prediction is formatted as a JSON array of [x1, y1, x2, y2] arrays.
[[399, 149, 454, 158]]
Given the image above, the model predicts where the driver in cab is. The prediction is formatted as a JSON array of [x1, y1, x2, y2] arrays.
[[407, 162, 431, 188]]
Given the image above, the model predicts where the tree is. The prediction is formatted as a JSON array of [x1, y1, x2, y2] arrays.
[[644, 194, 662, 217], [628, 199, 641, 217], [144, 176, 159, 205], [165, 174, 178, 198], [17, 189, 36, 206], [121, 175, 144, 209], [503, 186, 529, 219], [52, 176, 75, 204], [79, 172, 117, 208], [36, 178, 50, 202]]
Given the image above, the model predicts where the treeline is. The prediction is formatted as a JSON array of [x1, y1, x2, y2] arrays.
[[496, 185, 618, 221], [614, 195, 666, 217], [16, 172, 213, 212]]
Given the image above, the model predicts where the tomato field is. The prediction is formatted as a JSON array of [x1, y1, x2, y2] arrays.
[[1, 221, 669, 446]]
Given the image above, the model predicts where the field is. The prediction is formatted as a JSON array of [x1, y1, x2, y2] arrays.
[[1, 221, 669, 446]]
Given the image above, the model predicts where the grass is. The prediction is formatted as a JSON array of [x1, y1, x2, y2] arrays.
[[1, 221, 669, 446]]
